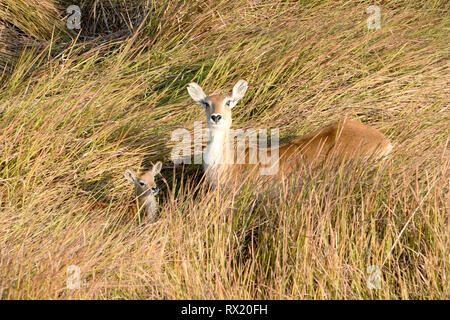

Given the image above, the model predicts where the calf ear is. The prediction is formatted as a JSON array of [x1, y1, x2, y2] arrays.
[[230, 80, 248, 108], [152, 161, 162, 176], [187, 82, 207, 104], [124, 169, 137, 183]]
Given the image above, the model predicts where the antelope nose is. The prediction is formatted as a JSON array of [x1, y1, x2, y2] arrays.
[[211, 114, 222, 123], [151, 187, 159, 195]]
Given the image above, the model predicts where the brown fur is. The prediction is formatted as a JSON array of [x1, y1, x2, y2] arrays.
[[230, 119, 392, 181]]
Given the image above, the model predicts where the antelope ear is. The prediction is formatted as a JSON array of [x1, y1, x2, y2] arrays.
[[230, 80, 248, 108], [152, 161, 162, 176], [124, 169, 137, 183], [187, 82, 207, 104]]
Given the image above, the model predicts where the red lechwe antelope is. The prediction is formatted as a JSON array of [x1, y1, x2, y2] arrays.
[[91, 162, 162, 222], [187, 80, 392, 187], [123, 161, 162, 221]]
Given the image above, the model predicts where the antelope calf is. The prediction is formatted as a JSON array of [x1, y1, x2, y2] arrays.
[[187, 80, 392, 186], [124, 161, 162, 222]]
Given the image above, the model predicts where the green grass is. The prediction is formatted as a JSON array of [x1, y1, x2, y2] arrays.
[[0, 0, 448, 299]]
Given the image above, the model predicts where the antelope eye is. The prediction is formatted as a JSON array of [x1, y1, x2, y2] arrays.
[[138, 181, 145, 187], [202, 101, 210, 108], [225, 100, 231, 107]]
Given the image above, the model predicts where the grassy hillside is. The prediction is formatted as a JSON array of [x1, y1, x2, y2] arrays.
[[0, 0, 448, 299]]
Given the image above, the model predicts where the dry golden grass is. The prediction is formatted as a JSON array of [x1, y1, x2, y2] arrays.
[[0, 0, 448, 299]]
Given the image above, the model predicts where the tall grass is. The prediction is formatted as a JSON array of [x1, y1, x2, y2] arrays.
[[0, 0, 448, 299]]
